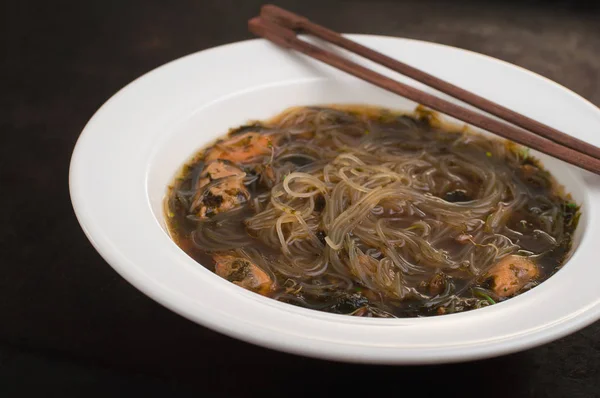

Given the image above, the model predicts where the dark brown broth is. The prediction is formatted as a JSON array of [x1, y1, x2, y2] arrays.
[[166, 106, 580, 318]]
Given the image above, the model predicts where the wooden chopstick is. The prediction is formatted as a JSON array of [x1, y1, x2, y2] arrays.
[[248, 13, 600, 176], [261, 5, 600, 162]]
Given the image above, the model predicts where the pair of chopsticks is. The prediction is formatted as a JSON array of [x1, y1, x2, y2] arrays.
[[248, 5, 600, 175]]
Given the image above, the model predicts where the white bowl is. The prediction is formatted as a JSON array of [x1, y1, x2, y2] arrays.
[[69, 35, 600, 364]]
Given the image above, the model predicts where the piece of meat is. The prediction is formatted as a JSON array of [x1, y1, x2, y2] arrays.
[[359, 287, 382, 303], [213, 255, 273, 295], [520, 164, 539, 179], [205, 132, 275, 164], [246, 163, 277, 189], [197, 179, 249, 219], [197, 160, 245, 188], [191, 160, 250, 219], [486, 255, 538, 297], [293, 130, 316, 140], [260, 164, 276, 187], [429, 273, 446, 296]]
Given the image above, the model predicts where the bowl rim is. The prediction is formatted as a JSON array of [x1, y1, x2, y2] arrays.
[[69, 35, 600, 364]]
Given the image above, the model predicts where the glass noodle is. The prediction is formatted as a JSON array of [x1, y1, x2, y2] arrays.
[[166, 106, 580, 318]]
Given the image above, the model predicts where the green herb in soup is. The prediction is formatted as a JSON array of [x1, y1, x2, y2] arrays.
[[165, 106, 580, 318]]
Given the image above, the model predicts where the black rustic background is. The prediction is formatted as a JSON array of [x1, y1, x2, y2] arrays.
[[2, 0, 600, 396]]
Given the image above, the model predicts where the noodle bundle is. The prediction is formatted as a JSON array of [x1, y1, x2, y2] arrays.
[[166, 106, 580, 317]]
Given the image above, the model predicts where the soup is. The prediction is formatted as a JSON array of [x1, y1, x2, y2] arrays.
[[165, 106, 580, 318]]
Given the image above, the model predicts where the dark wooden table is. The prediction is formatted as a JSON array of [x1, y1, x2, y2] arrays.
[[2, 0, 599, 396]]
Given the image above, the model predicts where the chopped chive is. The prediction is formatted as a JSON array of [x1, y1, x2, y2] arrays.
[[566, 203, 577, 209], [473, 289, 496, 304]]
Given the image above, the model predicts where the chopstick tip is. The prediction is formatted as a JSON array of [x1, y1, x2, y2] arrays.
[[248, 15, 296, 49], [260, 4, 307, 29]]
